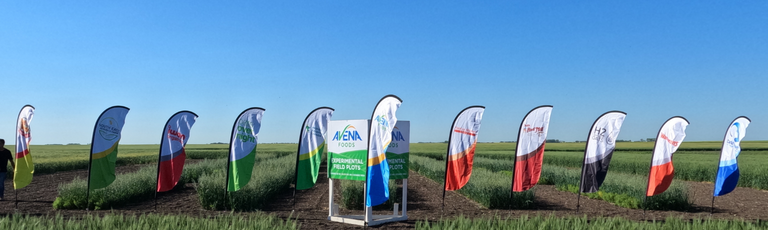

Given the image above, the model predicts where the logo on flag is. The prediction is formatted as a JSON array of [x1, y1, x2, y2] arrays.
[[98, 118, 121, 141]]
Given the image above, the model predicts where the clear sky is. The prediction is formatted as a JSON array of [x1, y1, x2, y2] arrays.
[[1, 1, 767, 144]]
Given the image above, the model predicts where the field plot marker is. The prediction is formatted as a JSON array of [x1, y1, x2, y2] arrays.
[[326, 95, 407, 227], [326, 119, 410, 227]]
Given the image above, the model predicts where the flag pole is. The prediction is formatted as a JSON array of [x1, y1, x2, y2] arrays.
[[576, 112, 601, 213], [223, 112, 240, 211], [292, 107, 334, 211], [441, 107, 465, 212], [85, 108, 105, 211], [576, 159, 585, 213], [85, 140, 94, 211], [292, 131, 302, 211], [509, 105, 551, 199], [14, 105, 22, 210], [223, 108, 262, 211], [441, 137, 450, 212], [711, 116, 749, 215], [223, 147, 232, 210], [84, 106, 129, 211], [711, 118, 733, 215], [576, 135, 590, 213], [153, 115, 172, 211], [364, 107, 373, 222], [441, 149, 449, 212], [576, 111, 626, 213], [643, 118, 668, 217], [292, 108, 315, 210], [509, 110, 523, 199]]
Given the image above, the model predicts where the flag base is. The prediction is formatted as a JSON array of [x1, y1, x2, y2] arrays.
[[328, 179, 409, 227], [328, 204, 408, 226], [329, 214, 408, 226]]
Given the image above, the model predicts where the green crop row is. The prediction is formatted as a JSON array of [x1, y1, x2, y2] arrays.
[[417, 148, 768, 192], [0, 213, 298, 230], [53, 158, 226, 210], [196, 154, 295, 211], [410, 155, 535, 209], [52, 151, 287, 210], [545, 151, 768, 190], [338, 179, 402, 210], [5, 155, 157, 179], [4, 147, 290, 180], [471, 156, 690, 210], [416, 215, 768, 230], [409, 154, 689, 210], [536, 164, 690, 210]]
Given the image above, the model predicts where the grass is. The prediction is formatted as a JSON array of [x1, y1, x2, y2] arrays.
[[3, 144, 296, 180], [416, 215, 768, 230], [53, 158, 225, 210], [413, 141, 768, 191], [410, 155, 535, 209], [537, 165, 690, 210], [196, 154, 295, 211], [409, 153, 689, 210], [545, 150, 768, 190], [0, 213, 298, 230]]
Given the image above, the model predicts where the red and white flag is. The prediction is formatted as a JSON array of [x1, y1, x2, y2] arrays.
[[512, 105, 553, 192], [156, 111, 197, 192], [444, 106, 485, 191], [646, 116, 689, 196]]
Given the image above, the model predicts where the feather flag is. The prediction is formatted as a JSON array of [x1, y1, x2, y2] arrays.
[[295, 107, 334, 190], [156, 111, 197, 192], [88, 106, 130, 190], [226, 107, 265, 192], [646, 117, 689, 196], [579, 111, 626, 193], [444, 106, 485, 191], [512, 105, 552, 192], [14, 105, 35, 189], [714, 116, 750, 196], [365, 95, 402, 207]]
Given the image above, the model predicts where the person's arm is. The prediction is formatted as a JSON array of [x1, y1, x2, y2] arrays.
[[6, 151, 14, 170]]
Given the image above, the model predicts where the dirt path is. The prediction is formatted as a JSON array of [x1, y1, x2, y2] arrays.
[[3, 162, 768, 229]]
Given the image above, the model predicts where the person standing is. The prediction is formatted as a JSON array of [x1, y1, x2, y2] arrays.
[[0, 139, 15, 200]]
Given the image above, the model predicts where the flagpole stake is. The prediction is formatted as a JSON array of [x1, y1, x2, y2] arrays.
[[642, 196, 648, 219], [576, 192, 581, 213], [86, 186, 91, 211], [292, 188, 296, 211], [154, 193, 158, 211], [710, 196, 715, 215], [15, 189, 18, 210]]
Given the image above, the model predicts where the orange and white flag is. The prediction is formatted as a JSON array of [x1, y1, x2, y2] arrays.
[[646, 116, 689, 196], [444, 106, 485, 191]]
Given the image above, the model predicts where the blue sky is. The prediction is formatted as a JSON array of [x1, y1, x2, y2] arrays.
[[1, 1, 767, 144]]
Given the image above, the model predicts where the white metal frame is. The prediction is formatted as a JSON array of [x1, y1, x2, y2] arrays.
[[328, 179, 408, 226]]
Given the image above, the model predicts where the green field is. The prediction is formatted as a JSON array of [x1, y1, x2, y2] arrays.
[[9, 141, 768, 188], [417, 215, 768, 230], [5, 142, 768, 228], [412, 142, 768, 190], [409, 141, 768, 210]]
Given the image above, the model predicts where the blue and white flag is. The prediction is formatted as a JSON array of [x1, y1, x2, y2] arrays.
[[714, 116, 750, 196], [366, 95, 402, 207]]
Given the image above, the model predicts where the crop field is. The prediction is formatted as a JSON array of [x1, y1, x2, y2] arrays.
[[2, 142, 768, 229]]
